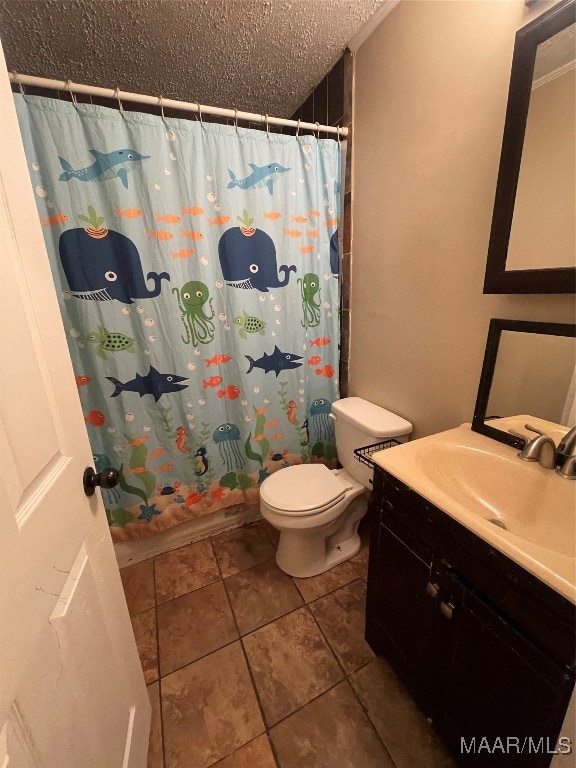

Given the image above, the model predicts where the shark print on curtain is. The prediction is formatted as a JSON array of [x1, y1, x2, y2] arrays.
[[14, 94, 341, 541]]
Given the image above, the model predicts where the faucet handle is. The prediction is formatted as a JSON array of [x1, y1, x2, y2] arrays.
[[508, 429, 527, 444]]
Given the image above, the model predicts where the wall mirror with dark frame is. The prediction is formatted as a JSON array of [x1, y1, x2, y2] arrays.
[[472, 319, 576, 454], [483, 0, 576, 294]]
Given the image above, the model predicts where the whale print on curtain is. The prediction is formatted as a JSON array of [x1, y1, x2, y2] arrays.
[[14, 94, 341, 541]]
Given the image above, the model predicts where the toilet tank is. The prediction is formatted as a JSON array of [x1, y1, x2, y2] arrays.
[[331, 397, 412, 488]]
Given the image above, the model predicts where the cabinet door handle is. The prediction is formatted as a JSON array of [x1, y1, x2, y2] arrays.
[[439, 601, 454, 620], [425, 582, 439, 599]]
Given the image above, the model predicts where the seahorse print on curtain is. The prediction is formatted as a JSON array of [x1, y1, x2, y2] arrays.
[[15, 94, 341, 541]]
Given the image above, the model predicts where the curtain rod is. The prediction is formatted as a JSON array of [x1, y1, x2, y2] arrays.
[[8, 72, 348, 138]]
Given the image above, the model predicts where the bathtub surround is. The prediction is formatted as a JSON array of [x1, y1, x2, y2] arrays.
[[121, 519, 454, 768], [351, 0, 575, 439]]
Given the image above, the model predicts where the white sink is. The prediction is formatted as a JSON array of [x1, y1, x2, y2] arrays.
[[372, 424, 576, 603]]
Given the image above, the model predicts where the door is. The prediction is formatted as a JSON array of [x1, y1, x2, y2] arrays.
[[0, 41, 150, 768]]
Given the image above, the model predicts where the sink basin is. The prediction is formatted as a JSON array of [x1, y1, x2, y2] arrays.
[[372, 424, 576, 603], [415, 443, 575, 558]]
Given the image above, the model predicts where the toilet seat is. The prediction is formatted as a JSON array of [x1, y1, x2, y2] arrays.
[[260, 464, 350, 517]]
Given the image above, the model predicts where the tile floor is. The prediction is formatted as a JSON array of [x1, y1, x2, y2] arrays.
[[120, 518, 455, 768]]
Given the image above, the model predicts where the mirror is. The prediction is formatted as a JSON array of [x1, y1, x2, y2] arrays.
[[483, 0, 576, 294], [472, 319, 576, 452]]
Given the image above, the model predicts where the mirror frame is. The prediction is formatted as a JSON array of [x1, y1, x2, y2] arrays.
[[472, 318, 576, 449], [483, 0, 576, 294]]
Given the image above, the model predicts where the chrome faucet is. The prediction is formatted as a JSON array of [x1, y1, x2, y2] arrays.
[[557, 455, 576, 480], [557, 425, 576, 457], [508, 424, 556, 470]]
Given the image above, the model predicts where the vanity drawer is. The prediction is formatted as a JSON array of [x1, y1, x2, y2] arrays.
[[374, 468, 576, 673]]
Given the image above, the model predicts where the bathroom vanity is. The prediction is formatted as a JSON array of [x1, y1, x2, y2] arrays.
[[366, 426, 575, 768]]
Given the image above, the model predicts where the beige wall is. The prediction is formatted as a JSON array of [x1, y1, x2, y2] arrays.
[[350, 0, 576, 439]]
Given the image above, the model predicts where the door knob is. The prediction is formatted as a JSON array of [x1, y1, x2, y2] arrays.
[[83, 466, 119, 497]]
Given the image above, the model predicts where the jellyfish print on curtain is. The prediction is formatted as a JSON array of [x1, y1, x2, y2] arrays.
[[14, 93, 342, 541]]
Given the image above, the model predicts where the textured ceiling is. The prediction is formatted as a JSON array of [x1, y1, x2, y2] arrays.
[[0, 0, 385, 117]]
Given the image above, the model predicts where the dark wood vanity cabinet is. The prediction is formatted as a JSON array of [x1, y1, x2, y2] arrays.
[[366, 467, 575, 768]]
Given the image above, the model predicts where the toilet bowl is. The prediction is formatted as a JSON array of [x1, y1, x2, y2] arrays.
[[260, 397, 412, 578]]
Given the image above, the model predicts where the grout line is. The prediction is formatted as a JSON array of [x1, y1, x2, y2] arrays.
[[151, 553, 168, 768]]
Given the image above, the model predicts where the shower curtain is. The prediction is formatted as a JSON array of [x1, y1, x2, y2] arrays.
[[14, 94, 341, 541]]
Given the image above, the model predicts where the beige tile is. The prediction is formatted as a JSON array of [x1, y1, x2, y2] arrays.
[[225, 560, 303, 635], [293, 560, 359, 603], [162, 642, 264, 768], [157, 581, 238, 675], [270, 681, 394, 768], [211, 734, 276, 768], [243, 606, 343, 726], [309, 579, 374, 674], [147, 682, 164, 768], [154, 538, 220, 604], [259, 518, 280, 548], [212, 521, 276, 577], [121, 558, 155, 616], [350, 657, 455, 768], [131, 608, 158, 684]]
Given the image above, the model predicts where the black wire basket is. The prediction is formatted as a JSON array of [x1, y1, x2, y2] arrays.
[[354, 440, 401, 469]]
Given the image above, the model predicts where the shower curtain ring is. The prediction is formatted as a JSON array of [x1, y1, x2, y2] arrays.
[[158, 94, 165, 120], [65, 79, 78, 108], [12, 71, 25, 97], [315, 121, 320, 139], [265, 114, 270, 136], [196, 101, 203, 123], [114, 86, 124, 114], [234, 108, 239, 130], [336, 125, 342, 146], [296, 119, 301, 137]]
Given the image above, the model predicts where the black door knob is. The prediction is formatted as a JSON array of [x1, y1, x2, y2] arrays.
[[83, 466, 119, 497]]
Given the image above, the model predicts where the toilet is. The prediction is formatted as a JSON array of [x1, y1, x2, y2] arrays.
[[260, 397, 413, 577]]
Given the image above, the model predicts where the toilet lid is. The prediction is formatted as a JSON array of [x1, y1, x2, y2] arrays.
[[260, 464, 348, 516]]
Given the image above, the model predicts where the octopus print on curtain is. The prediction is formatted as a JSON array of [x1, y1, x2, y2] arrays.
[[15, 94, 341, 541]]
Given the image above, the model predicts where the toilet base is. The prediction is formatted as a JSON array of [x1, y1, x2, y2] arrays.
[[274, 494, 367, 578]]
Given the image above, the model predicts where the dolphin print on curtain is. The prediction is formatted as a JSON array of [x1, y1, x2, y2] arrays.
[[14, 94, 341, 541]]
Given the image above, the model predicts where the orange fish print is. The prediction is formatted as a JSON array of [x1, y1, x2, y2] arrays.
[[155, 213, 181, 224], [126, 466, 147, 475], [300, 246, 314, 254], [115, 207, 142, 218], [176, 426, 187, 453], [306, 229, 318, 238], [264, 211, 282, 220], [180, 229, 204, 240], [181, 206, 204, 216], [265, 419, 279, 428], [171, 248, 195, 260], [284, 228, 301, 238], [40, 213, 68, 226], [126, 435, 148, 446], [75, 375, 91, 387], [147, 229, 173, 240], [307, 355, 322, 365], [323, 218, 338, 227], [210, 487, 225, 500], [308, 209, 320, 218], [156, 463, 175, 473], [291, 215, 308, 223], [269, 432, 285, 441], [208, 215, 231, 226], [315, 365, 335, 378], [310, 337, 331, 347], [253, 406, 267, 416], [217, 385, 241, 400], [253, 434, 266, 442], [205, 354, 232, 367], [287, 400, 298, 425], [203, 376, 223, 388], [148, 447, 166, 459], [84, 410, 105, 427], [185, 491, 204, 506]]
